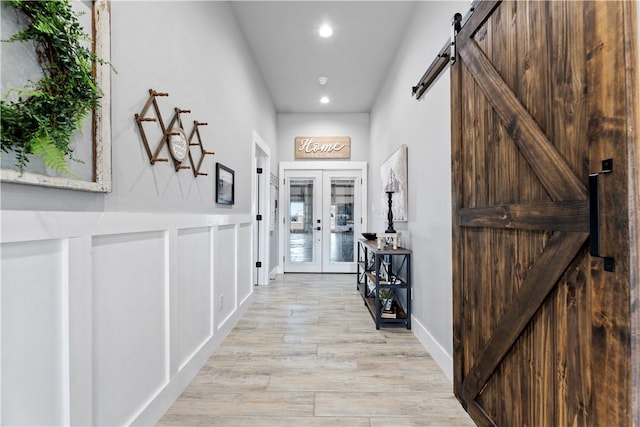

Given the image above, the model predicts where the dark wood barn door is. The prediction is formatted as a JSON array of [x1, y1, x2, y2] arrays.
[[450, 1, 639, 425]]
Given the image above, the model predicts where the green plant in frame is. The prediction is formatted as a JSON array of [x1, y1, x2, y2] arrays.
[[1, 0, 104, 176]]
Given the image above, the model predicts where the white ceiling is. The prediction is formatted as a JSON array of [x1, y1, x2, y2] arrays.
[[231, 1, 418, 114]]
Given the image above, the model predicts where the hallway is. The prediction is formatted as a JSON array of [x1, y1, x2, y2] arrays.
[[158, 274, 474, 426]]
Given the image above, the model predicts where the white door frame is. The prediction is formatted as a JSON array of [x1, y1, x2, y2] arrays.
[[278, 161, 368, 274], [251, 130, 271, 286]]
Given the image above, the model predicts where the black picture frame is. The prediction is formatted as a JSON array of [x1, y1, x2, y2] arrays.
[[216, 163, 234, 205]]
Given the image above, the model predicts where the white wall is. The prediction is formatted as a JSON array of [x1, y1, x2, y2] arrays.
[[277, 113, 370, 163], [369, 1, 468, 381], [0, 2, 277, 425], [0, 1, 277, 213], [106, 1, 277, 214]]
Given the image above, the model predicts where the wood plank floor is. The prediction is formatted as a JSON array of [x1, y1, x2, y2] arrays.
[[158, 273, 475, 426]]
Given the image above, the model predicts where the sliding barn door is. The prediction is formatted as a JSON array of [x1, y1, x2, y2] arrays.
[[450, 1, 638, 425]]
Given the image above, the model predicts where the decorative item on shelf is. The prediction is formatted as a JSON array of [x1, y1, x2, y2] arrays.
[[380, 260, 391, 282], [381, 306, 397, 319], [362, 232, 377, 240], [376, 174, 400, 250], [134, 89, 214, 175], [380, 289, 396, 319], [376, 232, 398, 250], [366, 279, 376, 297]]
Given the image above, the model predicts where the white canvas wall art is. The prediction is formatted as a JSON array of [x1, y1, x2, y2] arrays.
[[380, 145, 408, 222]]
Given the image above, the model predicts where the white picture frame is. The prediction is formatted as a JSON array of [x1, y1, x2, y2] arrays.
[[0, 0, 112, 192]]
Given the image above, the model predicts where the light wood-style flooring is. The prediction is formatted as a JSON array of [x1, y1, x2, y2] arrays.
[[158, 273, 474, 426]]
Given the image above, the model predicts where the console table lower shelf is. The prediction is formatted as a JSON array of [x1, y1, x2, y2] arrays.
[[361, 289, 409, 327]]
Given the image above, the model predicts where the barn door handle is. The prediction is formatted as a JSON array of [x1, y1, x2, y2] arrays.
[[589, 158, 615, 272]]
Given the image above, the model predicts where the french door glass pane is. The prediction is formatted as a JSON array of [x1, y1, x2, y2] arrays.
[[289, 178, 314, 263], [329, 178, 355, 263]]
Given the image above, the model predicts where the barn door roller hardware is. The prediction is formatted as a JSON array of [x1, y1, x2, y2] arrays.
[[449, 12, 463, 65], [411, 11, 465, 100], [589, 158, 615, 272]]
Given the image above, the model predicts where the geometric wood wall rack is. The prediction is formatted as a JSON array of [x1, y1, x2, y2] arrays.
[[134, 88, 214, 175]]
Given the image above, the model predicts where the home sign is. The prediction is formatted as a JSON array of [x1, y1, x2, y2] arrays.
[[294, 136, 351, 159]]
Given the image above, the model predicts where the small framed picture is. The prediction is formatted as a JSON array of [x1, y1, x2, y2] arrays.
[[215, 163, 234, 205]]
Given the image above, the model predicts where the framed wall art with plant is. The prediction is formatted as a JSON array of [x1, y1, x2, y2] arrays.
[[0, 0, 112, 192]]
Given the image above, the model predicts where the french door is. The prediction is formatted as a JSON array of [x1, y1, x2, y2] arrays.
[[283, 169, 362, 273]]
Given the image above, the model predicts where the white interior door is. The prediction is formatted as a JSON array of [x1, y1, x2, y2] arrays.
[[284, 170, 323, 272], [283, 169, 361, 273]]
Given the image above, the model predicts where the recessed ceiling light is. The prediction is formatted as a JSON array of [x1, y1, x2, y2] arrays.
[[319, 24, 333, 38], [318, 76, 328, 86], [320, 96, 330, 104]]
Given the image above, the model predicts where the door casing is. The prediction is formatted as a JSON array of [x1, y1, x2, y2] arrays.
[[252, 130, 271, 286]]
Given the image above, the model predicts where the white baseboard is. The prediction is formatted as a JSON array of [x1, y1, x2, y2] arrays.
[[411, 315, 453, 383]]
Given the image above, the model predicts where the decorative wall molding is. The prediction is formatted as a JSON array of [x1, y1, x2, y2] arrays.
[[0, 211, 253, 426]]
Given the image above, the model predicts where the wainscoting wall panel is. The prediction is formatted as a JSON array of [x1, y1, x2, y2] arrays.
[[1, 239, 67, 426], [214, 225, 238, 330], [237, 223, 253, 305], [0, 211, 254, 426], [92, 231, 168, 426], [176, 227, 213, 370]]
